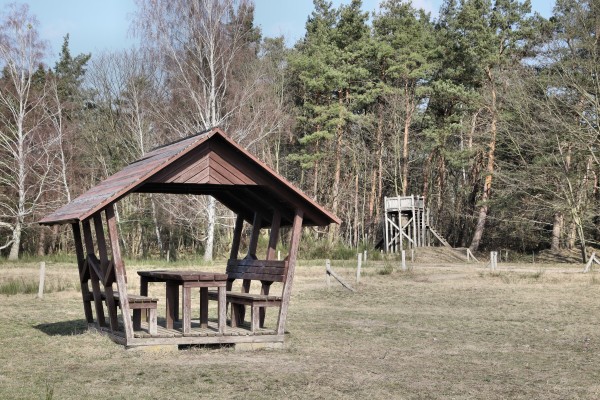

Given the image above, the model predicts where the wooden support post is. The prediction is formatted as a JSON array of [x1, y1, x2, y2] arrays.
[[277, 209, 303, 335], [247, 212, 262, 259], [82, 219, 106, 328], [356, 253, 362, 284], [261, 210, 281, 327], [240, 212, 262, 324], [105, 205, 134, 340], [228, 214, 244, 326], [93, 213, 119, 331], [230, 214, 244, 260], [266, 210, 281, 261], [37, 262, 45, 299], [411, 195, 417, 248], [326, 259, 331, 288], [363, 250, 367, 263], [384, 197, 390, 253], [401, 250, 407, 271], [411, 249, 415, 262], [398, 213, 402, 252], [72, 223, 93, 323]]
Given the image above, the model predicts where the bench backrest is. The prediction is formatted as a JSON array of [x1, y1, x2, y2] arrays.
[[226, 258, 288, 283]]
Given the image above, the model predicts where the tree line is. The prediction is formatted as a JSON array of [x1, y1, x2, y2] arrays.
[[0, 0, 598, 262]]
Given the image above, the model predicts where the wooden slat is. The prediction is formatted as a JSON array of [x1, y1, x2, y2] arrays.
[[168, 154, 209, 183], [178, 158, 210, 184], [208, 155, 248, 185], [226, 266, 285, 275], [114, 293, 158, 303], [226, 272, 284, 282], [137, 270, 228, 281], [207, 164, 237, 185], [147, 146, 210, 184], [209, 150, 256, 185], [227, 259, 287, 268]]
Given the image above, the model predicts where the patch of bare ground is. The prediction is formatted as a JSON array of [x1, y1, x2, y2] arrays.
[[0, 260, 599, 399]]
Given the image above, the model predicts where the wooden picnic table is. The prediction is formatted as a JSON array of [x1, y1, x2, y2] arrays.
[[137, 270, 228, 334]]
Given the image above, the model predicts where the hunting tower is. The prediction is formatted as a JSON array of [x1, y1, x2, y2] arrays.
[[383, 195, 451, 253]]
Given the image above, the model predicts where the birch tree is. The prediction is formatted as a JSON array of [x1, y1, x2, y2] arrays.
[[134, 0, 259, 260], [0, 4, 49, 259]]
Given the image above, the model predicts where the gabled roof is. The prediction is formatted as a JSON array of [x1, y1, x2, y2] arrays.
[[40, 127, 340, 227]]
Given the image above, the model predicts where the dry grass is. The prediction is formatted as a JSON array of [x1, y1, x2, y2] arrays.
[[1, 260, 600, 399]]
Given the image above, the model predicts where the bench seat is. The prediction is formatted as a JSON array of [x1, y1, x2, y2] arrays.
[[84, 292, 158, 334], [207, 290, 282, 332]]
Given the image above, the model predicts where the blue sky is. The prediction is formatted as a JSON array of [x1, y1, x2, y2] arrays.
[[1, 0, 555, 63]]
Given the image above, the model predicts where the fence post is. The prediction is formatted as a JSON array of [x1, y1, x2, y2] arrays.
[[401, 250, 407, 271], [490, 251, 497, 271], [356, 253, 362, 284], [363, 250, 367, 263], [326, 259, 331, 288], [37, 261, 46, 299], [411, 249, 415, 262], [278, 250, 281, 261]]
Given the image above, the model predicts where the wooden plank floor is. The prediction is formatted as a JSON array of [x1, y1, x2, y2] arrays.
[[109, 318, 276, 339]]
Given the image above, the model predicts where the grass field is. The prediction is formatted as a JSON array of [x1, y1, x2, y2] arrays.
[[1, 259, 599, 399]]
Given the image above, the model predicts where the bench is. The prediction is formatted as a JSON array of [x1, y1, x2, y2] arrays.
[[115, 294, 159, 335], [84, 292, 158, 335], [208, 257, 288, 332]]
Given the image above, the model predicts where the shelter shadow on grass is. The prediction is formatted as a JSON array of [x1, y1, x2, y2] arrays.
[[34, 319, 88, 336]]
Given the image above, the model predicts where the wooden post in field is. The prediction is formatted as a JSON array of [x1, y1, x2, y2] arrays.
[[363, 250, 367, 263], [411, 249, 415, 262], [401, 250, 407, 271], [356, 253, 362, 284], [37, 261, 46, 299], [326, 259, 331, 288]]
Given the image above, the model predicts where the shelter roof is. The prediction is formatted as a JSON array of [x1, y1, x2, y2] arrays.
[[40, 128, 340, 228]]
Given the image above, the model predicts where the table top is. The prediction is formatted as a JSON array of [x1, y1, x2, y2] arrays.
[[138, 270, 228, 282]]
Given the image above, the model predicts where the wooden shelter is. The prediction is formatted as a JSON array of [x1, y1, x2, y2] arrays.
[[40, 127, 339, 348]]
